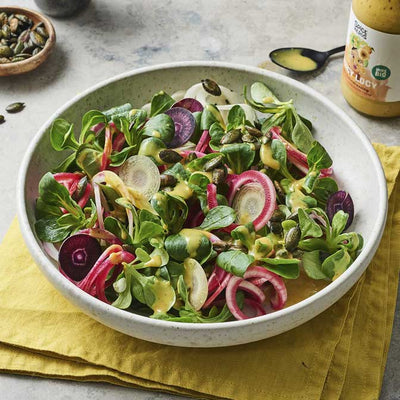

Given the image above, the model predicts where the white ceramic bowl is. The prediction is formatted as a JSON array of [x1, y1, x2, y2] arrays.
[[17, 62, 387, 347]]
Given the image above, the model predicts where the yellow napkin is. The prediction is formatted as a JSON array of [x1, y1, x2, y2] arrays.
[[0, 144, 399, 400]]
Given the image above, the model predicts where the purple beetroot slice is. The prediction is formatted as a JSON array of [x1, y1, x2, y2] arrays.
[[172, 97, 203, 113], [58, 234, 102, 281], [326, 190, 354, 230], [165, 106, 196, 148]]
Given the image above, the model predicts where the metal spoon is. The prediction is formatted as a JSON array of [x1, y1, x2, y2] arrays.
[[269, 45, 345, 73]]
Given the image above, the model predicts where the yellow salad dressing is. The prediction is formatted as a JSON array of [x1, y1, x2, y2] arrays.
[[271, 48, 318, 72]]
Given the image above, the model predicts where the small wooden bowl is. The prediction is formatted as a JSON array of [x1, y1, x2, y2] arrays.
[[0, 7, 56, 77]]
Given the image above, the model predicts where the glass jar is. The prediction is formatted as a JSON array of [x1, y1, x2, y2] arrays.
[[341, 0, 400, 117]]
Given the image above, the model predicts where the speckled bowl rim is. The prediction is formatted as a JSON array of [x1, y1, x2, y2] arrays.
[[17, 61, 387, 335]]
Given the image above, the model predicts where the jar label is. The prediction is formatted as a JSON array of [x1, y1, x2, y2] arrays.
[[343, 7, 400, 102]]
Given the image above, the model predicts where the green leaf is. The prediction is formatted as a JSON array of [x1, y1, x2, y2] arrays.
[[110, 145, 137, 167], [250, 81, 280, 104], [231, 223, 256, 251], [165, 229, 212, 264], [261, 112, 287, 135], [75, 144, 102, 178], [104, 216, 131, 244], [79, 110, 107, 144], [35, 197, 62, 220], [34, 217, 71, 242], [301, 250, 328, 280], [51, 153, 77, 173], [226, 105, 245, 131], [186, 152, 222, 172], [50, 119, 79, 151], [142, 114, 175, 144], [125, 109, 147, 146], [307, 141, 332, 170], [298, 208, 323, 239], [151, 191, 188, 234], [298, 238, 330, 252], [200, 104, 224, 130], [260, 258, 300, 279], [291, 113, 314, 153], [136, 221, 164, 243], [103, 103, 132, 120], [112, 271, 133, 309], [220, 143, 255, 174], [216, 250, 254, 277], [38, 173, 84, 218], [199, 206, 236, 231], [313, 178, 338, 208], [271, 139, 293, 179], [164, 162, 191, 181], [208, 122, 225, 150], [321, 248, 352, 280], [331, 210, 349, 238], [149, 91, 175, 117]]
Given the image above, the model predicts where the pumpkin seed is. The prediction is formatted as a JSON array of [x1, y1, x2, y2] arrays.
[[36, 22, 44, 28], [158, 149, 183, 164], [11, 56, 25, 62], [242, 133, 258, 143], [0, 45, 13, 58], [285, 225, 301, 252], [203, 155, 224, 171], [212, 241, 229, 252], [18, 29, 30, 43], [220, 128, 241, 144], [201, 78, 222, 96], [13, 41, 24, 54], [14, 53, 31, 59], [269, 221, 283, 234], [0, 13, 7, 26], [2, 24, 11, 39], [32, 47, 41, 56], [160, 174, 177, 187], [274, 180, 286, 203], [245, 125, 262, 137], [275, 249, 289, 258], [0, 38, 7, 46], [9, 18, 19, 33], [15, 14, 31, 25], [23, 44, 36, 54], [35, 26, 48, 39], [5, 102, 25, 113], [212, 167, 227, 185], [30, 31, 46, 47], [270, 209, 286, 223], [0, 115, 5, 124]]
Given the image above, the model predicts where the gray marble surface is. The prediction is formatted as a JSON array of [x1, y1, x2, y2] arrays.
[[0, 0, 399, 399]]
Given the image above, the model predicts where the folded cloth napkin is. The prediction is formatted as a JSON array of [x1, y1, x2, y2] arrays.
[[0, 143, 399, 400]]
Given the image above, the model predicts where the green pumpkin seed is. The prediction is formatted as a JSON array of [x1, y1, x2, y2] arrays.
[[270, 209, 286, 223], [245, 125, 262, 137], [30, 31, 46, 47], [242, 133, 258, 143], [32, 47, 41, 56], [203, 154, 224, 171], [274, 180, 286, 203], [14, 53, 31, 59], [212, 241, 229, 252], [220, 128, 241, 144], [23, 44, 36, 54], [18, 29, 30, 43], [201, 79, 222, 96], [0, 38, 7, 45], [15, 14, 31, 25], [0, 13, 7, 26], [2, 24, 11, 39], [11, 56, 25, 62], [269, 221, 283, 234], [212, 167, 227, 185], [160, 174, 177, 187], [13, 41, 24, 54], [158, 149, 183, 164], [5, 102, 25, 113], [285, 225, 301, 252], [35, 26, 48, 39], [0, 45, 13, 58], [0, 115, 5, 124]]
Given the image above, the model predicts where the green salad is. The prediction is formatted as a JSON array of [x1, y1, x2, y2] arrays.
[[34, 79, 363, 322]]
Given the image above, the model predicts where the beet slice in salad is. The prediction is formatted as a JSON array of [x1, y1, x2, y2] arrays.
[[165, 107, 196, 148]]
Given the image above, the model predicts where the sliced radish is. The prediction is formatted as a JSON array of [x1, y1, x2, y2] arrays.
[[225, 276, 249, 320], [271, 127, 332, 177], [228, 170, 276, 231], [207, 265, 228, 294], [59, 234, 102, 282], [173, 98, 203, 113], [195, 130, 210, 153], [238, 280, 266, 304], [203, 272, 231, 309], [183, 258, 208, 311], [244, 266, 287, 310], [118, 155, 160, 200], [207, 184, 218, 210], [165, 107, 196, 148], [232, 182, 266, 225]]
